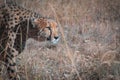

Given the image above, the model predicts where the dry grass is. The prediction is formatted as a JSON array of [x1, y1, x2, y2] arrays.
[[0, 0, 120, 80]]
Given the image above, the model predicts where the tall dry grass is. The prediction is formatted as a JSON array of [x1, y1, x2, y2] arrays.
[[0, 0, 120, 80]]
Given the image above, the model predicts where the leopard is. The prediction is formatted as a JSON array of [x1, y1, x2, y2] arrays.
[[0, 3, 59, 80]]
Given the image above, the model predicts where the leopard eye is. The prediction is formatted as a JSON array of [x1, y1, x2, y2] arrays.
[[46, 27, 51, 30]]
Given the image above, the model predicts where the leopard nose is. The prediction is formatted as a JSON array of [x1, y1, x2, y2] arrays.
[[54, 36, 59, 39]]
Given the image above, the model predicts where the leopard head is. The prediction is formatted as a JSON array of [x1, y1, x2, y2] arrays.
[[31, 18, 60, 44]]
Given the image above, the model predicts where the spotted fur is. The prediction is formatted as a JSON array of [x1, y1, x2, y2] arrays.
[[0, 4, 59, 80]]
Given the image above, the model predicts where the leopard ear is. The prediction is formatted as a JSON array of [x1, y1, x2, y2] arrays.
[[31, 18, 37, 28], [31, 18, 38, 24]]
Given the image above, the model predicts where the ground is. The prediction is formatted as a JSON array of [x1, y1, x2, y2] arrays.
[[0, 0, 120, 80]]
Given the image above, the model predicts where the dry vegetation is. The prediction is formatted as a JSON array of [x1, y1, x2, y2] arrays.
[[0, 0, 120, 80]]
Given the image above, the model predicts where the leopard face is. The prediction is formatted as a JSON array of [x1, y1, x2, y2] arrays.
[[33, 18, 60, 44]]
